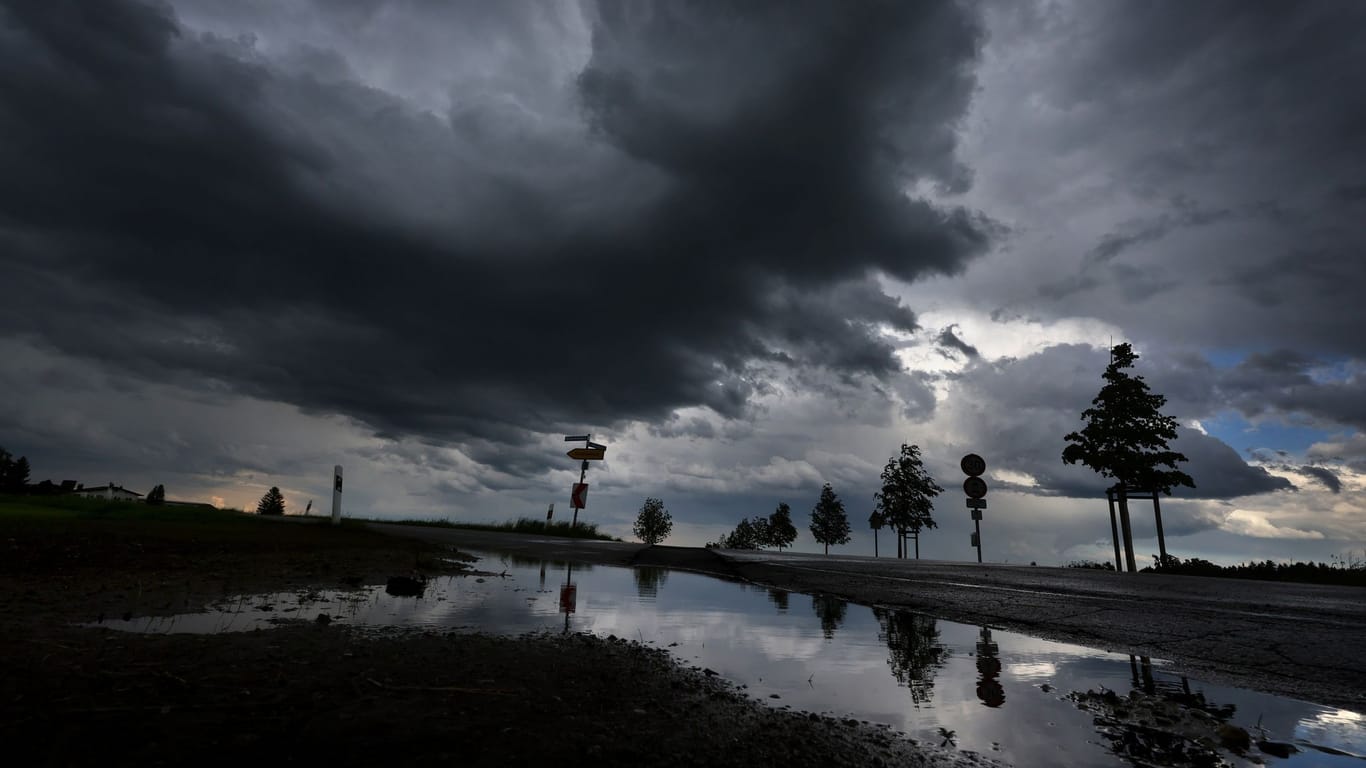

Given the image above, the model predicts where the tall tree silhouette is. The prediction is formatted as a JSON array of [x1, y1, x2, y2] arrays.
[[874, 443, 942, 559], [1063, 343, 1194, 571], [809, 483, 851, 555], [146, 484, 166, 505]]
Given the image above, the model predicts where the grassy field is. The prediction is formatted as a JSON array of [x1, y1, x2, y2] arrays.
[[0, 494, 620, 544], [0, 492, 248, 520]]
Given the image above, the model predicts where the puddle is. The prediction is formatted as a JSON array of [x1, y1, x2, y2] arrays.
[[94, 552, 1364, 767]]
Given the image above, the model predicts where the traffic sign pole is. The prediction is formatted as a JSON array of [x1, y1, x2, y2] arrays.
[[974, 517, 982, 563], [961, 454, 987, 564], [564, 434, 602, 528]]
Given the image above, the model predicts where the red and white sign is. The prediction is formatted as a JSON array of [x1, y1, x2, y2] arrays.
[[570, 482, 588, 509]]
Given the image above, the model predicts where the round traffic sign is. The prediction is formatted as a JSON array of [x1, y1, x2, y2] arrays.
[[960, 453, 986, 477], [963, 476, 988, 499]]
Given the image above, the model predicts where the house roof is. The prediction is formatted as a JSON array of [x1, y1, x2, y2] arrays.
[[67, 482, 143, 496]]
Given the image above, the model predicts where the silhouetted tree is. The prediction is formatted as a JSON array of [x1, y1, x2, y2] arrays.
[[2, 450, 30, 493], [1063, 343, 1194, 570], [749, 515, 771, 548], [10, 456, 30, 492], [633, 497, 673, 545], [709, 517, 758, 549], [256, 486, 286, 516], [809, 483, 851, 555], [764, 502, 797, 550], [146, 484, 166, 505], [812, 594, 849, 638], [874, 608, 948, 705], [874, 443, 942, 559]]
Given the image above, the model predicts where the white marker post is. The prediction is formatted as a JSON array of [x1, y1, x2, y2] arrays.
[[331, 465, 343, 526]]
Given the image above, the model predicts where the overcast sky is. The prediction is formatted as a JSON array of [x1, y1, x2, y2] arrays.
[[3, 0, 1364, 566]]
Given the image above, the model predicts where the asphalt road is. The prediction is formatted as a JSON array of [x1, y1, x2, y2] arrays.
[[368, 524, 1366, 712]]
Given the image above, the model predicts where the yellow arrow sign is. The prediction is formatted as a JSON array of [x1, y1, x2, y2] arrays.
[[567, 447, 606, 461]]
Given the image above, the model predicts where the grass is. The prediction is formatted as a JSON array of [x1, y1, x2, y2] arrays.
[[365, 516, 621, 542], [0, 492, 247, 522], [1, 496, 620, 542]]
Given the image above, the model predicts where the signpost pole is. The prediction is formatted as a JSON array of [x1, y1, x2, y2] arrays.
[[974, 517, 982, 563], [331, 465, 343, 526], [572, 459, 588, 528], [961, 454, 987, 564]]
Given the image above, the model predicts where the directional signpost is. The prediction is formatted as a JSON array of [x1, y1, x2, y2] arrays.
[[961, 454, 987, 563], [564, 434, 607, 527]]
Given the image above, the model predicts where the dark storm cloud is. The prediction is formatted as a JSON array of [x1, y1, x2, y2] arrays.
[[0, 0, 992, 467], [973, 0, 1366, 357], [1211, 353, 1366, 432]]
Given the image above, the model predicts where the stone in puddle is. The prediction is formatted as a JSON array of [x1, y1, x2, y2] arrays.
[[385, 575, 426, 597]]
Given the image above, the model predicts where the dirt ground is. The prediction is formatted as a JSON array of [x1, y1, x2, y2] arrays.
[[0, 513, 989, 767]]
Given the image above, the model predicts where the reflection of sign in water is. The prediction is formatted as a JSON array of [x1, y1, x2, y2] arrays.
[[559, 584, 577, 614], [975, 626, 1004, 708]]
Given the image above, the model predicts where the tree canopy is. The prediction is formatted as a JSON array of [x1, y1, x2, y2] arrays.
[[146, 484, 166, 505], [874, 443, 943, 539], [1062, 343, 1194, 494], [632, 497, 673, 545], [809, 483, 851, 555], [711, 517, 763, 549], [0, 447, 30, 492], [256, 486, 286, 516], [765, 502, 797, 550]]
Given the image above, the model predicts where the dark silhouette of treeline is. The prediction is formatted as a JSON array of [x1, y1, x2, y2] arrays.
[[1142, 554, 1366, 586]]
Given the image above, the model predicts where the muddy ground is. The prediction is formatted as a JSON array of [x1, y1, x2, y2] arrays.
[[0, 513, 987, 767]]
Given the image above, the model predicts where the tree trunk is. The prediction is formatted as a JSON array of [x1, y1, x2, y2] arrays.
[[913, 530, 920, 559], [1107, 491, 1123, 572], [1117, 484, 1137, 573], [1152, 493, 1167, 563], [824, 542, 829, 555], [873, 528, 879, 558]]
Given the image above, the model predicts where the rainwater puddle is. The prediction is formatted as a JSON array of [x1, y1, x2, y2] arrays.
[[95, 552, 1364, 767]]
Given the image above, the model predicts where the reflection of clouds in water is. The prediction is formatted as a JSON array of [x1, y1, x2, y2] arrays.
[[1297, 708, 1366, 755], [1005, 662, 1057, 680]]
